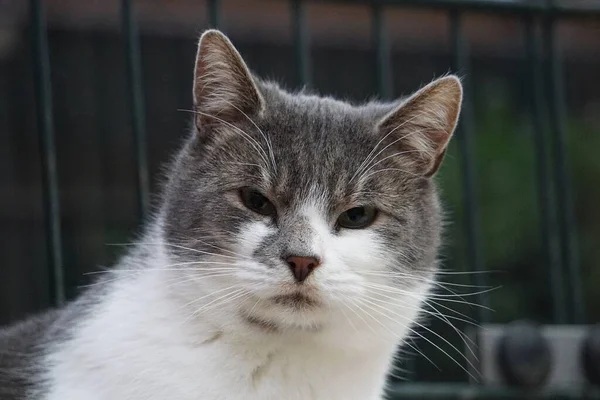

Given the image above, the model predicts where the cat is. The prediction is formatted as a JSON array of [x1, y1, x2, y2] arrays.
[[0, 29, 462, 400]]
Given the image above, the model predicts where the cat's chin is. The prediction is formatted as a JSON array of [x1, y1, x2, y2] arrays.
[[268, 290, 321, 309], [241, 312, 325, 334], [239, 290, 328, 334]]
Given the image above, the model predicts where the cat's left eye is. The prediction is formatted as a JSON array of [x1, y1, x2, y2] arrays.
[[336, 206, 378, 229], [239, 188, 276, 216]]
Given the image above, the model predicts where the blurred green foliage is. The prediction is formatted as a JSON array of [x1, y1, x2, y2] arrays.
[[408, 79, 599, 382], [436, 80, 599, 325]]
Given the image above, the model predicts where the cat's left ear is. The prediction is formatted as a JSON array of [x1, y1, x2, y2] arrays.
[[377, 76, 462, 177], [192, 30, 264, 130]]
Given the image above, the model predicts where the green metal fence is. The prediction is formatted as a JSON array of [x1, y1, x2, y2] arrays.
[[27, 0, 599, 398]]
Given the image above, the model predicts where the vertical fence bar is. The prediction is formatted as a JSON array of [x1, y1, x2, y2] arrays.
[[524, 15, 567, 323], [372, 4, 393, 100], [30, 0, 65, 306], [543, 15, 585, 324], [208, 0, 221, 29], [292, 0, 311, 87], [371, 3, 415, 381], [122, 0, 150, 220], [449, 10, 489, 322]]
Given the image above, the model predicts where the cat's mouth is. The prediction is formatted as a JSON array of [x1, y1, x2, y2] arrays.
[[240, 289, 325, 333], [269, 291, 320, 308]]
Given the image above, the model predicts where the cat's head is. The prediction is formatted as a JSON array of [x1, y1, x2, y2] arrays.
[[161, 30, 461, 338]]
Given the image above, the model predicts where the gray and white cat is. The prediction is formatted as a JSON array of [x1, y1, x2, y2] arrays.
[[0, 30, 462, 400]]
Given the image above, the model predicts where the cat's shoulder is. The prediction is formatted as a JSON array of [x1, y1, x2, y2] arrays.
[[0, 310, 62, 400]]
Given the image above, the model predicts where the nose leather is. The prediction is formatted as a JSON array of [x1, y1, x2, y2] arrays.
[[285, 256, 320, 282]]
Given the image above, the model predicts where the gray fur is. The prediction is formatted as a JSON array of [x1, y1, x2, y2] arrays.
[[0, 312, 57, 400], [0, 300, 89, 399]]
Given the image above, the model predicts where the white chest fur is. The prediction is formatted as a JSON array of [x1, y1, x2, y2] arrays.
[[43, 270, 400, 400]]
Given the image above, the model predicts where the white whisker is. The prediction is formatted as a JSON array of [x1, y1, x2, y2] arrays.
[[357, 296, 479, 381], [179, 108, 271, 175]]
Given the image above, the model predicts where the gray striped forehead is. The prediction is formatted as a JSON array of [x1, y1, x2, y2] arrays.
[[224, 83, 401, 213], [164, 79, 440, 277]]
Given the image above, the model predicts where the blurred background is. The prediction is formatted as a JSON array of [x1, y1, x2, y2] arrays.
[[0, 0, 599, 398]]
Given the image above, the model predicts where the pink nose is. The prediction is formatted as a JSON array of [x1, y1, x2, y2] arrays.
[[285, 256, 320, 283]]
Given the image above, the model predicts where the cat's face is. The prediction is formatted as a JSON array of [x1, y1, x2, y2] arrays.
[[162, 31, 461, 336]]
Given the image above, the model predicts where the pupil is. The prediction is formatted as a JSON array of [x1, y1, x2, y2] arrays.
[[348, 207, 364, 221], [251, 193, 264, 209]]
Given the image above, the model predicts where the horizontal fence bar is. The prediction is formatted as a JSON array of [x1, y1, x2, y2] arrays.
[[524, 16, 567, 323], [121, 0, 150, 220], [449, 10, 490, 323], [311, 0, 600, 16], [543, 16, 585, 324], [387, 382, 600, 398], [30, 0, 65, 306]]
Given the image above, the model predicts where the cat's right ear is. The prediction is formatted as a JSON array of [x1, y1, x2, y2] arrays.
[[193, 30, 264, 130], [376, 76, 462, 177]]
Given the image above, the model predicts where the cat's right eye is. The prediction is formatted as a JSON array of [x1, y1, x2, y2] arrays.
[[239, 188, 276, 216], [336, 206, 378, 229]]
